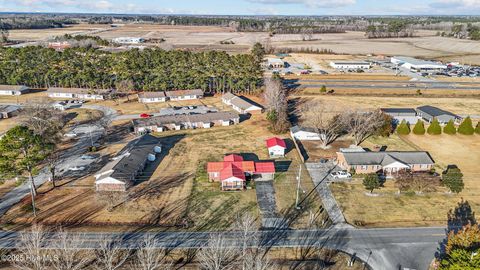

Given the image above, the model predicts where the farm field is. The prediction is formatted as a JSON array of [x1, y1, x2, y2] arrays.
[[0, 113, 323, 231], [7, 24, 480, 64], [8, 24, 112, 41], [295, 95, 480, 117], [331, 134, 480, 228]]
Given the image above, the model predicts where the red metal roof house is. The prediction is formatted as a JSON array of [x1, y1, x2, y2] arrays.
[[207, 154, 275, 191]]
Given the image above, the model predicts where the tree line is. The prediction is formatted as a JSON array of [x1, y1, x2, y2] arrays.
[[0, 46, 263, 93], [365, 20, 415, 39], [0, 16, 77, 30]]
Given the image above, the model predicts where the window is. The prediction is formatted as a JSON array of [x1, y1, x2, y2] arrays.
[[361, 165, 367, 170]]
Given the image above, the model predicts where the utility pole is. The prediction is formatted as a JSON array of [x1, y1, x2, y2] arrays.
[[295, 165, 302, 209]]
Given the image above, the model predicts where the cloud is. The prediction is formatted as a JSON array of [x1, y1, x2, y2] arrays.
[[429, 0, 480, 9], [245, 0, 356, 8]]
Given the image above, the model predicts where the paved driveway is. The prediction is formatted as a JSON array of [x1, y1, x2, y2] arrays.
[[305, 162, 351, 226]]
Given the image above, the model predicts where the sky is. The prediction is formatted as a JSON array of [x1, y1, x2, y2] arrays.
[[3, 0, 480, 15]]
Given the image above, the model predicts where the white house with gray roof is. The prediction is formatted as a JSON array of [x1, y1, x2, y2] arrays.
[[0, 85, 30, 96], [416, 106, 461, 124], [222, 93, 263, 114], [336, 150, 435, 177]]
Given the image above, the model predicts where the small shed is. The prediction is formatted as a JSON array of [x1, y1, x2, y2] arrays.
[[266, 137, 287, 158]]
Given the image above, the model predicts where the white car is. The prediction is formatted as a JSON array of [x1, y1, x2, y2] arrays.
[[69, 166, 86, 171], [330, 171, 352, 179], [80, 155, 95, 160]]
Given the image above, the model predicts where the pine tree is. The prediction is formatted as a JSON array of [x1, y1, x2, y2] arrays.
[[475, 122, 480, 135], [458, 116, 475, 135], [396, 120, 410, 135], [442, 166, 464, 194], [427, 118, 442, 135], [363, 173, 380, 193], [413, 120, 426, 135], [444, 120, 457, 135], [440, 224, 480, 269]]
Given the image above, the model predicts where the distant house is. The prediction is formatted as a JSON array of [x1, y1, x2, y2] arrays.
[[0, 105, 20, 119], [266, 137, 287, 158], [336, 150, 435, 177], [48, 41, 71, 50], [416, 106, 461, 124], [47, 87, 111, 100], [290, 126, 320, 141], [207, 154, 275, 191], [381, 108, 418, 125], [329, 61, 371, 70], [112, 37, 145, 44], [165, 89, 204, 101], [0, 85, 30, 96], [133, 111, 240, 134], [138, 92, 167, 103], [265, 58, 285, 69], [95, 134, 162, 192], [222, 93, 263, 114]]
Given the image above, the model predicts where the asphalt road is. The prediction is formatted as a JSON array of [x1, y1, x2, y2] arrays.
[[0, 226, 445, 270], [287, 82, 480, 91]]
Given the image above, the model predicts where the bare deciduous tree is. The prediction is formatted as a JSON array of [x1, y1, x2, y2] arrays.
[[345, 110, 385, 146], [21, 97, 66, 143], [301, 101, 347, 149], [395, 172, 441, 194], [264, 76, 289, 133], [94, 236, 130, 270], [198, 234, 236, 270], [115, 79, 135, 102], [50, 228, 93, 270], [13, 224, 50, 270], [132, 235, 173, 270]]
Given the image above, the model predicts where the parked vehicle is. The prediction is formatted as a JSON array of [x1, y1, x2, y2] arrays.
[[81, 155, 95, 160], [69, 166, 86, 171], [330, 170, 352, 179], [140, 113, 153, 118]]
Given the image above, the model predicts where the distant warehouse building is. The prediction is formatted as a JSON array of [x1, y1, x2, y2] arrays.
[[391, 56, 447, 73], [112, 37, 145, 44], [329, 61, 371, 70]]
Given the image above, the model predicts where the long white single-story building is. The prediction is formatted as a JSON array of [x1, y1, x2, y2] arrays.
[[329, 61, 371, 70], [0, 85, 30, 96], [391, 56, 447, 72], [290, 126, 320, 141], [138, 92, 167, 103], [47, 87, 111, 100]]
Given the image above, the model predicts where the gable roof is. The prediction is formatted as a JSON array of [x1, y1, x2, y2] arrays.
[[96, 134, 161, 183], [0, 85, 29, 92], [266, 137, 286, 149], [381, 108, 417, 114], [220, 163, 246, 181], [230, 96, 263, 111], [0, 105, 20, 113], [138, 91, 166, 98], [291, 126, 317, 134], [224, 154, 244, 162], [222, 92, 237, 102], [341, 151, 434, 166], [165, 89, 203, 98], [255, 162, 276, 173], [416, 106, 458, 118]]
